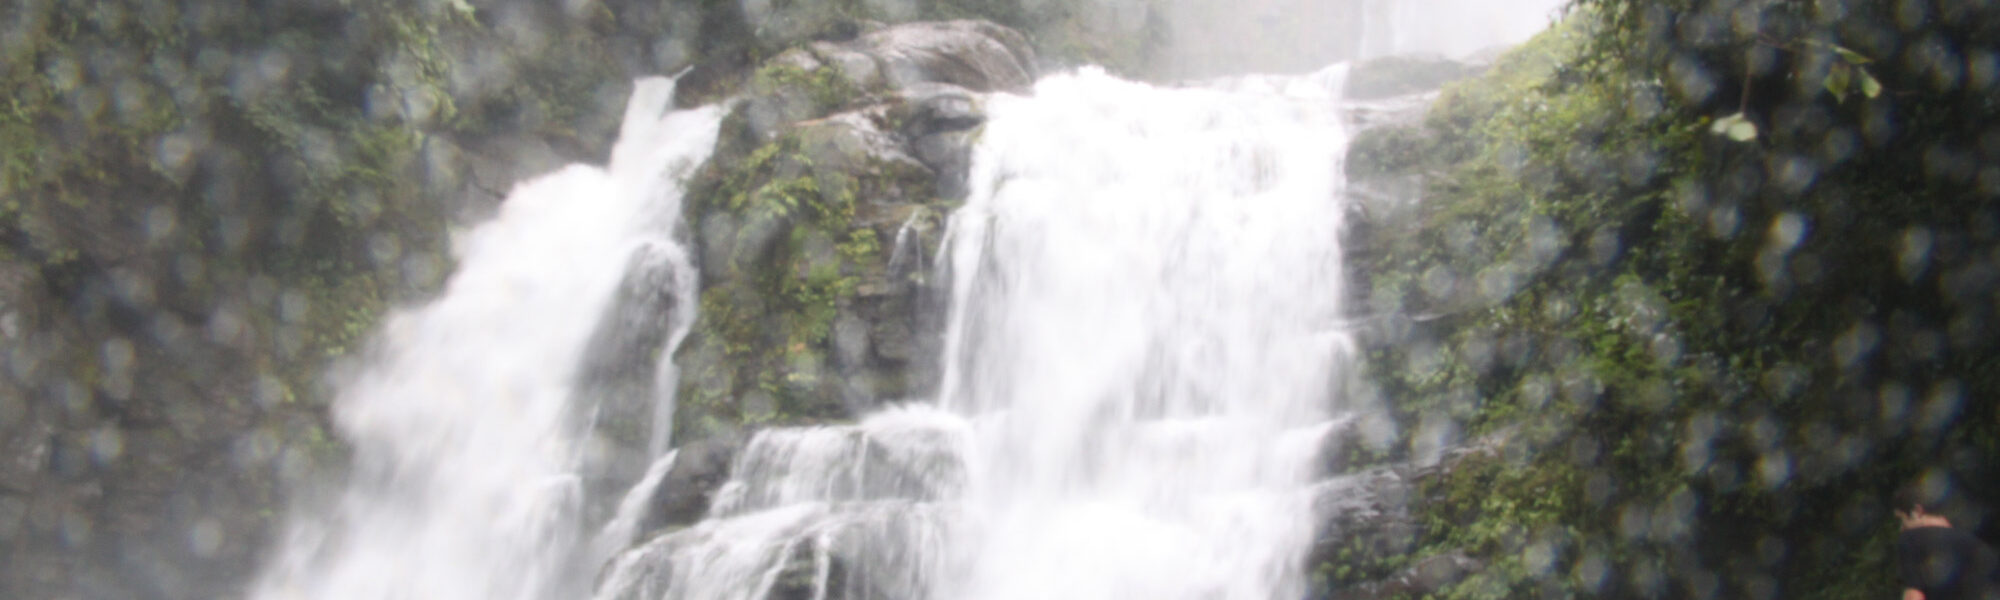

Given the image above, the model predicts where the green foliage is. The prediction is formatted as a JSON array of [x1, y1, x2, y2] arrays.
[[1346, 2, 2000, 598], [752, 61, 865, 114], [676, 129, 891, 441]]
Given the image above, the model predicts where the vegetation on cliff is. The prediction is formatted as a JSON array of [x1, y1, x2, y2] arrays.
[[0, 1, 709, 596], [1343, 1, 2000, 598], [11, 0, 1998, 598]]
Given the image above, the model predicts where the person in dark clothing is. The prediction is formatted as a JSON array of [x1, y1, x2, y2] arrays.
[[1895, 484, 2000, 600]]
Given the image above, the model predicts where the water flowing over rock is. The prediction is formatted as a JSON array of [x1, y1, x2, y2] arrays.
[[606, 62, 1378, 600], [249, 78, 723, 600], [576, 241, 699, 513], [240, 14, 1525, 600], [931, 67, 1361, 600], [598, 407, 969, 600], [18, 1, 1995, 598]]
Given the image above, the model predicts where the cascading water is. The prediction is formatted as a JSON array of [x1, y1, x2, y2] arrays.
[[597, 65, 1364, 600], [251, 77, 721, 600], [933, 66, 1356, 600]]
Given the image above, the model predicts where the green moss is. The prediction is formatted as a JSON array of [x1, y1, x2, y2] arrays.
[[1343, 4, 2000, 598], [752, 60, 865, 114], [0, 2, 478, 464], [676, 124, 900, 440]]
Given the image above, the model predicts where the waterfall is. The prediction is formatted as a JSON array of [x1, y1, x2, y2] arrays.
[[934, 66, 1355, 600], [251, 77, 722, 600], [592, 450, 682, 567], [599, 65, 1362, 600]]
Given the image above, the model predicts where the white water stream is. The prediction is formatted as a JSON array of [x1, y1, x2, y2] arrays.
[[258, 57, 1369, 600], [251, 77, 721, 600], [595, 66, 1363, 600], [933, 67, 1357, 600]]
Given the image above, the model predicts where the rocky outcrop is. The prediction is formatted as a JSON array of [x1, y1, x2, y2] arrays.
[[1305, 441, 1504, 600], [639, 432, 747, 533], [670, 20, 1034, 444]]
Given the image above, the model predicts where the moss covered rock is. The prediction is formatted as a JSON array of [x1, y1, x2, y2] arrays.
[[673, 20, 1029, 444]]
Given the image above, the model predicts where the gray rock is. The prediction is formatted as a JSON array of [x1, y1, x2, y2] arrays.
[[678, 19, 1034, 118], [887, 84, 985, 138], [795, 113, 934, 191], [673, 19, 1010, 451], [1323, 552, 1484, 600], [674, 48, 758, 110], [846, 20, 1037, 93], [1305, 438, 1507, 599], [888, 85, 985, 200], [640, 432, 747, 533], [810, 41, 888, 93], [1308, 468, 1420, 563], [576, 244, 692, 520]]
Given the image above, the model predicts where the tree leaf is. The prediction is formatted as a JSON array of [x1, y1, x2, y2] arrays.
[[1824, 63, 1852, 102], [1833, 45, 1873, 65], [1859, 69, 1883, 98]]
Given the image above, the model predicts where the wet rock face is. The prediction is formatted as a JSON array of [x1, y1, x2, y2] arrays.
[[894, 85, 987, 200], [608, 409, 968, 600], [575, 244, 695, 523], [1322, 551, 1484, 600], [1304, 440, 1503, 600], [0, 265, 326, 600], [1305, 469, 1421, 587], [854, 20, 1037, 93], [641, 432, 746, 532], [672, 20, 1033, 443]]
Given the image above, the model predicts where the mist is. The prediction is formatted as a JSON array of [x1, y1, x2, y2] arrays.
[[1143, 0, 1569, 77]]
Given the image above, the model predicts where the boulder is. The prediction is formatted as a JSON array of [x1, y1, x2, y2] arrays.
[[674, 21, 1018, 443], [890, 84, 987, 200], [850, 20, 1037, 93], [679, 19, 1036, 114]]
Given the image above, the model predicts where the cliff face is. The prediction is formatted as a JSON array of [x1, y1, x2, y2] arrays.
[[1328, 3, 2000, 598], [1, 3, 460, 596]]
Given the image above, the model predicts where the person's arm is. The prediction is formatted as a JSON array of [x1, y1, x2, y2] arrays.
[[1903, 587, 1924, 600]]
